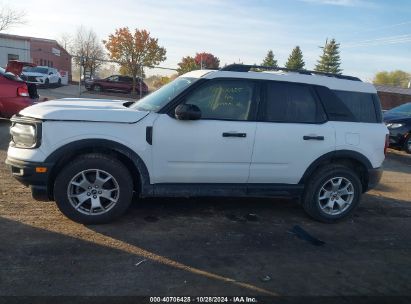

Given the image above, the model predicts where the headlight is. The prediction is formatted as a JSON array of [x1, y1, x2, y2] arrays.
[[386, 123, 404, 129], [10, 122, 38, 148]]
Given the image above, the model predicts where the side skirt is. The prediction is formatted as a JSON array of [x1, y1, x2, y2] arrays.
[[146, 183, 304, 199]]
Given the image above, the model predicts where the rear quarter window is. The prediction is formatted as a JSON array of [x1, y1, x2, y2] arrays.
[[333, 90, 380, 123]]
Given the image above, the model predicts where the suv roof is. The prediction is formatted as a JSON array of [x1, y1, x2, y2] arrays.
[[183, 64, 376, 94]]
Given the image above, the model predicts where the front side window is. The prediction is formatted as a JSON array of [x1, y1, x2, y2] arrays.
[[264, 82, 326, 123], [184, 79, 255, 121], [108, 75, 119, 82]]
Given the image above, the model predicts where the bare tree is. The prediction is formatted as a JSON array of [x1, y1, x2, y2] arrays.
[[57, 32, 73, 51], [72, 26, 106, 79], [0, 5, 26, 32]]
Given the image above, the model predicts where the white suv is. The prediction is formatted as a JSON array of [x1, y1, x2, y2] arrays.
[[6, 64, 388, 224]]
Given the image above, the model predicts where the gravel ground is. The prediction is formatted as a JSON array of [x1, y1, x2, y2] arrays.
[[0, 118, 410, 298]]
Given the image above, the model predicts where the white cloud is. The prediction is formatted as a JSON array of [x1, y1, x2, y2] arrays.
[[300, 0, 376, 7]]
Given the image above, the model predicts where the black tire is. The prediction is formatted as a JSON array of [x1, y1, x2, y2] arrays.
[[54, 153, 133, 224], [403, 135, 411, 154], [93, 84, 102, 92], [302, 164, 362, 223], [57, 78, 61, 86], [44, 78, 49, 87]]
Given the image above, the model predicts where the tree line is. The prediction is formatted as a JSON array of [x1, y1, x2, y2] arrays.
[[176, 39, 342, 76]]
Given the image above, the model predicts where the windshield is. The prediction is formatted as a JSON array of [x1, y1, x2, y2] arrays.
[[387, 103, 411, 115], [131, 77, 196, 111], [24, 67, 48, 74]]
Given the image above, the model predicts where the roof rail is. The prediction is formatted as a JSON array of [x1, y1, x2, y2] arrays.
[[220, 64, 362, 82]]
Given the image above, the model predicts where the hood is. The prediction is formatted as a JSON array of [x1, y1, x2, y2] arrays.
[[383, 111, 411, 122], [19, 98, 149, 123], [22, 72, 47, 77]]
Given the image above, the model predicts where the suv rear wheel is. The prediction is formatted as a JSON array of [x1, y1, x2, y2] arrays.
[[54, 153, 133, 224], [403, 135, 411, 154], [302, 164, 362, 223]]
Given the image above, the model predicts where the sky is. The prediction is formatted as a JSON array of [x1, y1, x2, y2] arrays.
[[3, 0, 411, 80]]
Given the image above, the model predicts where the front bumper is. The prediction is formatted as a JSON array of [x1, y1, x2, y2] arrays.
[[366, 167, 383, 191], [5, 157, 53, 201], [388, 128, 409, 147]]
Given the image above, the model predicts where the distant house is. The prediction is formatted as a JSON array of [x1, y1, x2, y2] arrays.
[[375, 84, 411, 110], [0, 33, 72, 80]]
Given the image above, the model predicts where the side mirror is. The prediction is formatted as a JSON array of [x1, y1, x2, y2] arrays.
[[49, 72, 53, 75], [175, 104, 201, 120]]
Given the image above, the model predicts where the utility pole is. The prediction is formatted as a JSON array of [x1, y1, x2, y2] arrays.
[[139, 65, 143, 100], [200, 54, 203, 70], [78, 56, 83, 97]]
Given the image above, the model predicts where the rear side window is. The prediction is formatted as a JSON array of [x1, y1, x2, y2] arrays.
[[333, 90, 378, 123], [263, 82, 326, 123]]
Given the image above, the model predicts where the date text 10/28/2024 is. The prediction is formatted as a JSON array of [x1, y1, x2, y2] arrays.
[[150, 297, 258, 303]]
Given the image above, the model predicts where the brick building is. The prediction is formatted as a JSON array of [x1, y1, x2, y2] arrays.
[[0, 33, 71, 79], [375, 84, 411, 110]]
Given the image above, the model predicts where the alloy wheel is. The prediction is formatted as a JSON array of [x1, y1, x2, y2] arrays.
[[67, 169, 120, 215], [318, 176, 354, 215]]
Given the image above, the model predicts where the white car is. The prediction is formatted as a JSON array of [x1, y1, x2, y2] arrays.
[[6, 64, 389, 224], [21, 66, 62, 86]]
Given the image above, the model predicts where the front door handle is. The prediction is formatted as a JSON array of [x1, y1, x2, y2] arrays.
[[222, 132, 247, 138], [303, 135, 324, 141]]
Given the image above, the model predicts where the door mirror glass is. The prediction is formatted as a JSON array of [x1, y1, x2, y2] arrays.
[[175, 104, 201, 120]]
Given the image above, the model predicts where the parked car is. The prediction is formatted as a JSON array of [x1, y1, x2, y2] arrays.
[[85, 75, 148, 94], [21, 66, 62, 87], [6, 64, 388, 224], [383, 102, 411, 154], [0, 61, 42, 119]]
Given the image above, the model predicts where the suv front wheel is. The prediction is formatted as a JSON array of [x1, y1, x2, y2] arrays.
[[302, 164, 362, 223], [54, 154, 133, 224]]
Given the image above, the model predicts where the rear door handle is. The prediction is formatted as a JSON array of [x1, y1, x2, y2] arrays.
[[222, 132, 247, 138], [303, 135, 324, 141]]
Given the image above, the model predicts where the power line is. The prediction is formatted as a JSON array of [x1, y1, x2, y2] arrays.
[[352, 20, 411, 35], [0, 45, 178, 71], [342, 34, 411, 48]]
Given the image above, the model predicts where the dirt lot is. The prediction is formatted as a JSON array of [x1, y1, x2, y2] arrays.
[[0, 118, 411, 299]]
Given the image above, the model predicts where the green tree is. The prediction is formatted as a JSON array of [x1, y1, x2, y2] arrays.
[[315, 39, 342, 74], [373, 70, 411, 88], [177, 56, 199, 75], [261, 50, 278, 67], [285, 46, 305, 70]]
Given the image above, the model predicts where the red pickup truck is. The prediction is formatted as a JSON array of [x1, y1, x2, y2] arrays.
[[0, 61, 45, 119]]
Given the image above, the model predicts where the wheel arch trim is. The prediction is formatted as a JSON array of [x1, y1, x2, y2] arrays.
[[45, 139, 152, 197], [299, 150, 373, 185]]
